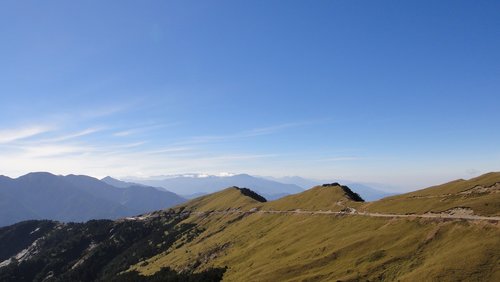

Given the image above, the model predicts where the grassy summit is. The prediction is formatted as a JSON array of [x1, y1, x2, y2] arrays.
[[176, 186, 265, 212], [263, 183, 364, 211]]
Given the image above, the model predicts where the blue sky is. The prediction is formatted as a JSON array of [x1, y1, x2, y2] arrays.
[[0, 1, 499, 190]]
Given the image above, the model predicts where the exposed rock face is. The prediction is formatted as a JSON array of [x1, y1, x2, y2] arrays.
[[234, 187, 267, 203], [321, 183, 365, 202], [322, 183, 341, 187]]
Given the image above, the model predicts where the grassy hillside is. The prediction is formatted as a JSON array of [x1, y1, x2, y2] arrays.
[[133, 212, 500, 281], [362, 172, 500, 216], [130, 174, 500, 281], [177, 187, 265, 212], [262, 183, 364, 211]]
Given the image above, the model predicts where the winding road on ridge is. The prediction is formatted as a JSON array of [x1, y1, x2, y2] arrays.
[[190, 209, 500, 222]]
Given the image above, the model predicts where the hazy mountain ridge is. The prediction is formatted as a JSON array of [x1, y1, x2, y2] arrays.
[[264, 175, 398, 201], [1, 173, 498, 281], [127, 173, 304, 200], [124, 173, 395, 201], [0, 173, 186, 227], [100, 176, 144, 188]]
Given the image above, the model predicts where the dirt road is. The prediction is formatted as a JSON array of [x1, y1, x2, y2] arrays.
[[192, 209, 500, 222]]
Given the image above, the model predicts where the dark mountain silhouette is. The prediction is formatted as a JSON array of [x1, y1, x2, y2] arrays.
[[0, 172, 186, 227], [235, 187, 267, 202], [343, 182, 397, 201], [321, 183, 365, 202]]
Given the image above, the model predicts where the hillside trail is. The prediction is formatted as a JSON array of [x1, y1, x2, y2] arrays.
[[191, 209, 500, 222]]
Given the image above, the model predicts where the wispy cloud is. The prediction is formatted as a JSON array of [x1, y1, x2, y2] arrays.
[[180, 120, 324, 145], [143, 146, 194, 155], [194, 153, 278, 162], [0, 126, 53, 144], [113, 130, 136, 137], [113, 123, 178, 137], [112, 141, 148, 149], [40, 128, 103, 142], [78, 104, 130, 120], [23, 145, 94, 158], [0, 119, 321, 179], [316, 156, 361, 162], [244, 121, 317, 136]]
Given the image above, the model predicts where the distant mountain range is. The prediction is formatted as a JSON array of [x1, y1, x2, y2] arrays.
[[0, 172, 185, 227], [264, 175, 397, 201], [126, 173, 305, 200], [100, 176, 146, 188], [0, 172, 397, 227], [112, 173, 397, 201]]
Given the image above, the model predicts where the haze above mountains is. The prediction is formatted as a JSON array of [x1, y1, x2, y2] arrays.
[[123, 173, 396, 201], [123, 173, 303, 200]]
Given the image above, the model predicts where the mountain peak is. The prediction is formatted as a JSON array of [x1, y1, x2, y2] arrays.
[[19, 172, 58, 179], [321, 183, 364, 202], [263, 183, 365, 211], [179, 186, 266, 211], [233, 173, 252, 178], [233, 187, 267, 203], [126, 173, 303, 198]]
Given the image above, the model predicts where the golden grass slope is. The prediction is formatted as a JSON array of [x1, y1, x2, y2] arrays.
[[362, 172, 500, 216], [134, 213, 500, 282], [262, 184, 363, 212], [175, 187, 264, 212], [128, 172, 500, 281]]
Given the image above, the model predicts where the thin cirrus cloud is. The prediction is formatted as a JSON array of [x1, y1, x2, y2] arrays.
[[113, 130, 137, 137], [143, 146, 195, 155], [113, 123, 179, 137], [0, 126, 53, 144], [317, 157, 361, 162], [244, 121, 321, 136], [17, 144, 96, 158], [179, 120, 322, 145], [0, 119, 313, 178], [39, 128, 104, 143], [77, 103, 133, 120]]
